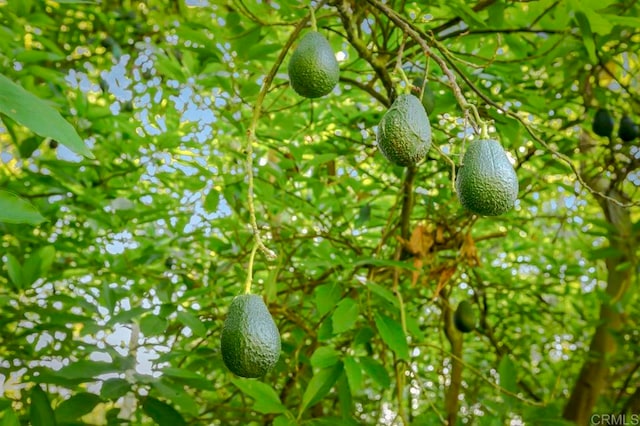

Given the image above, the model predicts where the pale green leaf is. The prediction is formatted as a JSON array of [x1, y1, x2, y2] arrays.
[[230, 378, 287, 414], [0, 74, 93, 158], [0, 190, 46, 225], [374, 313, 409, 360]]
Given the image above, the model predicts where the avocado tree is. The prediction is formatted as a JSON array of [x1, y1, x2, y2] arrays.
[[0, 1, 639, 425]]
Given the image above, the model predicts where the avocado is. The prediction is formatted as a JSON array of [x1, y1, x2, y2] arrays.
[[288, 31, 339, 98], [592, 108, 614, 137], [454, 300, 476, 333], [412, 78, 435, 115], [220, 294, 281, 378], [455, 139, 518, 216], [377, 93, 432, 166], [618, 116, 639, 142]]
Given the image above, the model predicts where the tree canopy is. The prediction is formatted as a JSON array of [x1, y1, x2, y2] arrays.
[[0, 1, 639, 425]]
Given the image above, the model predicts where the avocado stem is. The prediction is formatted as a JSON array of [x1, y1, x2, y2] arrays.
[[243, 242, 259, 295], [309, 5, 317, 32]]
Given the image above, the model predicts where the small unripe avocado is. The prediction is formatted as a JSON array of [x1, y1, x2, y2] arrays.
[[377, 93, 432, 167], [454, 300, 476, 333], [618, 116, 639, 142], [456, 139, 518, 216], [220, 294, 281, 378], [592, 109, 614, 137], [288, 31, 339, 98]]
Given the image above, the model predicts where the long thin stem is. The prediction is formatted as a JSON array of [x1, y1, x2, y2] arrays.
[[246, 4, 326, 261], [243, 242, 259, 294]]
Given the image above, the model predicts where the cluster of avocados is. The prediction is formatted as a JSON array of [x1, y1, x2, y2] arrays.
[[287, 30, 519, 217], [220, 28, 517, 378], [592, 108, 639, 141]]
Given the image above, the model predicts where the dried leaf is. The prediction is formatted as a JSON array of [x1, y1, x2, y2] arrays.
[[435, 225, 445, 244], [407, 224, 434, 257], [432, 266, 456, 300], [411, 257, 423, 287], [460, 232, 480, 267]]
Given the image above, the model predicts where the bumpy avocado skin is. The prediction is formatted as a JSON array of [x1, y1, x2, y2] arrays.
[[377, 94, 432, 166], [288, 32, 339, 98], [456, 139, 518, 216], [592, 109, 614, 137], [220, 294, 281, 378], [454, 300, 476, 333], [618, 116, 639, 142]]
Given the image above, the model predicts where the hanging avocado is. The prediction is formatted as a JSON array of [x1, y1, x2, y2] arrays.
[[592, 109, 614, 137], [618, 116, 639, 142], [455, 139, 518, 216], [454, 300, 476, 333]]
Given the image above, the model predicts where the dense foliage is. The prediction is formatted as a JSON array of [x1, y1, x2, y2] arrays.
[[0, 1, 639, 425]]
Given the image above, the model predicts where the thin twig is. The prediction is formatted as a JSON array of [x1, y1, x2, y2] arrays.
[[246, 4, 327, 260]]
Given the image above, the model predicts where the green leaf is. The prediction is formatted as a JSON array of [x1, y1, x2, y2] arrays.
[[273, 415, 297, 426], [336, 373, 352, 418], [310, 346, 341, 369], [331, 298, 359, 334], [0, 190, 46, 225], [29, 385, 56, 426], [230, 378, 287, 414], [22, 245, 55, 287], [299, 362, 343, 415], [363, 281, 398, 307], [140, 315, 168, 336], [360, 357, 390, 389], [55, 360, 119, 380], [0, 74, 93, 158], [55, 393, 102, 422], [374, 313, 409, 360], [141, 397, 186, 426], [343, 356, 363, 394], [5, 254, 23, 290], [1, 409, 19, 426], [203, 190, 219, 212], [161, 367, 214, 390], [574, 11, 597, 64], [314, 283, 342, 317], [100, 378, 131, 400], [176, 311, 206, 337], [498, 355, 518, 408], [151, 378, 199, 417]]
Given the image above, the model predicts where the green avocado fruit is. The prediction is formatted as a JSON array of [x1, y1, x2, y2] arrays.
[[456, 139, 518, 216], [220, 294, 281, 378], [618, 116, 639, 142], [377, 93, 432, 166], [592, 108, 614, 137], [412, 78, 435, 115], [454, 300, 476, 333], [288, 31, 339, 98]]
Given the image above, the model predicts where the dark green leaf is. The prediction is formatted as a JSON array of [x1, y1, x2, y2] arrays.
[[299, 362, 344, 415], [141, 397, 186, 426], [100, 378, 131, 400], [55, 393, 102, 422], [29, 385, 56, 426]]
